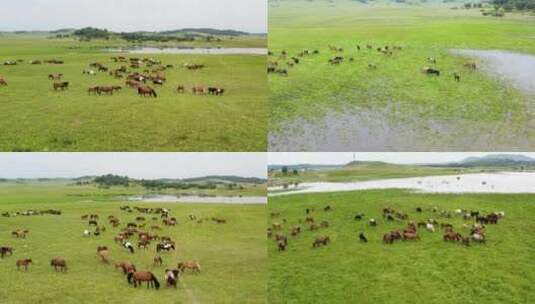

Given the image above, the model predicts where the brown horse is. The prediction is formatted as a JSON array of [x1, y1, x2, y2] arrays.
[[98, 249, 110, 264], [277, 239, 287, 251], [312, 236, 330, 248], [1, 246, 14, 258], [443, 231, 461, 242], [383, 232, 395, 244], [192, 86, 205, 95], [177, 261, 201, 273], [48, 73, 63, 80], [138, 86, 157, 98], [50, 257, 67, 272], [127, 271, 160, 289], [115, 261, 136, 275], [16, 259, 32, 271], [0, 77, 7, 86], [53, 81, 69, 91], [464, 61, 477, 70], [154, 256, 163, 266], [12, 230, 29, 238], [402, 232, 420, 241], [97, 86, 114, 95]]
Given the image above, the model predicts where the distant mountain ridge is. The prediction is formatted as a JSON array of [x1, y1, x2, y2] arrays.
[[430, 154, 535, 167], [270, 154, 535, 171], [1, 175, 266, 184], [3, 27, 258, 36]]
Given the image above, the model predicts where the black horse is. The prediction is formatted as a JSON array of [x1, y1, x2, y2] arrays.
[[1, 246, 14, 258]]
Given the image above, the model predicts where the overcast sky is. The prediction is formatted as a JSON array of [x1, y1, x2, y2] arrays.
[[0, 0, 267, 33], [269, 152, 535, 165], [0, 153, 266, 179]]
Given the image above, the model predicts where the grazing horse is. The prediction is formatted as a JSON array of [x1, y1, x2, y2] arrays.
[[50, 257, 67, 272], [0, 77, 7, 86], [177, 85, 185, 93], [312, 236, 330, 248], [138, 86, 157, 98], [127, 271, 160, 290], [115, 261, 136, 275], [454, 72, 460, 82], [98, 249, 110, 264], [192, 86, 205, 95], [471, 233, 485, 244], [207, 87, 225, 96], [156, 243, 175, 252], [402, 232, 419, 241], [443, 231, 461, 242], [16, 259, 32, 271], [369, 219, 377, 226], [165, 269, 180, 288], [48, 73, 63, 80], [359, 232, 368, 243], [277, 239, 287, 251], [1, 246, 14, 258], [154, 256, 163, 266], [12, 230, 29, 238], [422, 67, 440, 76], [383, 232, 395, 244], [464, 62, 477, 70], [123, 241, 135, 254], [53, 81, 69, 91], [177, 261, 201, 273]]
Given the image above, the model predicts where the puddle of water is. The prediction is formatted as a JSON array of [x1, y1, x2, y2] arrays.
[[104, 47, 267, 55], [269, 172, 535, 196], [123, 194, 266, 204], [452, 49, 535, 95], [269, 106, 531, 151]]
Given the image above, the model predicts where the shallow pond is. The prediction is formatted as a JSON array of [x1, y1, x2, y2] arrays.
[[105, 47, 267, 55], [269, 172, 535, 196], [123, 194, 266, 204], [452, 49, 535, 95]]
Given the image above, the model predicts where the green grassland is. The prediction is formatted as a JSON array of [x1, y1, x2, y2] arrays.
[[269, 0, 535, 148], [268, 189, 535, 303], [0, 36, 267, 151], [0, 182, 267, 303]]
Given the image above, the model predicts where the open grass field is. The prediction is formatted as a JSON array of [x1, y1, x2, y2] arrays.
[[0, 36, 267, 151], [0, 182, 267, 303], [268, 189, 535, 303], [268, 0, 535, 150]]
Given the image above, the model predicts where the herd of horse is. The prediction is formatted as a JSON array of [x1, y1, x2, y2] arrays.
[[0, 56, 226, 98], [0, 205, 218, 291], [269, 204, 505, 252], [268, 43, 478, 82]]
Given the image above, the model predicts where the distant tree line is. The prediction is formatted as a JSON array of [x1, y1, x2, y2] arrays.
[[118, 33, 195, 43], [73, 27, 110, 40], [492, 0, 535, 10], [94, 174, 129, 187], [140, 180, 217, 190]]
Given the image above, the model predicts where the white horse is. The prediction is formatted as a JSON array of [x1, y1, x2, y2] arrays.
[[471, 233, 485, 243], [122, 241, 135, 253], [83, 229, 91, 237], [83, 69, 96, 75], [426, 223, 435, 232]]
